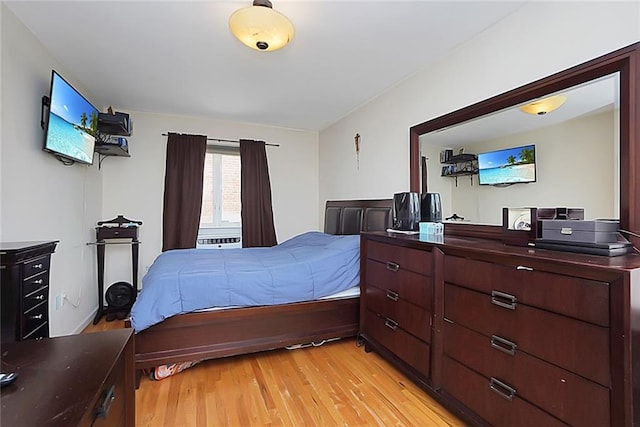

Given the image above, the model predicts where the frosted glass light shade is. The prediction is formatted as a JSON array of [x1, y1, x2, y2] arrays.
[[519, 95, 567, 115], [229, 1, 294, 52]]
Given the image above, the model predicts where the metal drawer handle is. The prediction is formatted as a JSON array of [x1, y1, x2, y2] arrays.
[[29, 314, 43, 320], [95, 385, 116, 419], [491, 290, 517, 310], [386, 290, 399, 301], [31, 263, 43, 269], [34, 295, 45, 301], [489, 377, 516, 401], [33, 279, 44, 285], [384, 318, 398, 331], [386, 262, 399, 272], [516, 265, 533, 271], [490, 335, 517, 356]]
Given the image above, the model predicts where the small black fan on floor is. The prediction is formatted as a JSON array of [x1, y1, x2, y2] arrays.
[[105, 282, 135, 320]]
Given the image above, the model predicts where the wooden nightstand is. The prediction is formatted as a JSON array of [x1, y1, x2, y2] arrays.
[[0, 328, 134, 426]]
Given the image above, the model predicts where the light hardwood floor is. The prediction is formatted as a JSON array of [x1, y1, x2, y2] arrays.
[[84, 320, 464, 426]]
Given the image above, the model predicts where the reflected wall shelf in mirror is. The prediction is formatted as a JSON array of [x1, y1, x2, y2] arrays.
[[440, 153, 478, 187], [409, 42, 640, 247]]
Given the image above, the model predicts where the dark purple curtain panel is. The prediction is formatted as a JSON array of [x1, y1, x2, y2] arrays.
[[162, 133, 207, 251], [240, 139, 277, 247]]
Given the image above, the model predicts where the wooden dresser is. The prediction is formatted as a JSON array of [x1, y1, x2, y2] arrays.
[[0, 328, 135, 426], [0, 241, 58, 344], [359, 232, 640, 426]]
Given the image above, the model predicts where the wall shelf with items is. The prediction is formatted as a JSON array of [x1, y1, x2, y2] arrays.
[[94, 111, 132, 168], [440, 152, 478, 186]]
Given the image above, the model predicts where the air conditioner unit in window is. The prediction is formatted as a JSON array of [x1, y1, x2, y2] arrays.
[[196, 227, 242, 249]]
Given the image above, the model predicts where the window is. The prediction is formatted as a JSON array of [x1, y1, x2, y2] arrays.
[[200, 146, 241, 227]]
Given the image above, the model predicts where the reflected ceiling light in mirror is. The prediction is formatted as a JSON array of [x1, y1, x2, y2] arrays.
[[519, 95, 567, 115], [229, 0, 295, 52]]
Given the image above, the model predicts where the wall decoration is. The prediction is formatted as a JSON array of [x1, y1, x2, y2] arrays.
[[354, 133, 361, 170]]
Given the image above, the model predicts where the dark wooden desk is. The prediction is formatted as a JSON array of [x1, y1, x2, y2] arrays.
[[0, 328, 134, 426]]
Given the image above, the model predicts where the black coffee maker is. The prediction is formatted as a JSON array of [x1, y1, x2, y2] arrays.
[[392, 192, 421, 231], [421, 193, 442, 223]]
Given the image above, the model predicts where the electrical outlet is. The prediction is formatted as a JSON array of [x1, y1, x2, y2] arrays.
[[55, 293, 65, 310]]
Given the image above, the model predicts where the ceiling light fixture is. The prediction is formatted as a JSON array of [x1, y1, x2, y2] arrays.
[[519, 95, 567, 115], [229, 0, 294, 52]]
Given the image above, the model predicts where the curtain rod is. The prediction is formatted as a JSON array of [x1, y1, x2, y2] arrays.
[[161, 133, 279, 147]]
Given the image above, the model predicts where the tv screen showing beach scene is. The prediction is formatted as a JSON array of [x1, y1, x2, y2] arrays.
[[43, 70, 98, 165], [478, 144, 536, 185]]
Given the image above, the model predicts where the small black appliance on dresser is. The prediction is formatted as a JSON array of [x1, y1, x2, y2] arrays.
[[421, 192, 442, 223], [392, 192, 421, 231]]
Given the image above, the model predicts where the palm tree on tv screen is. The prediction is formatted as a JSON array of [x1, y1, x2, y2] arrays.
[[519, 147, 534, 164]]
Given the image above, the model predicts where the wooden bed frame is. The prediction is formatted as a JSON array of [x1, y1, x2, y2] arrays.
[[126, 199, 392, 383]]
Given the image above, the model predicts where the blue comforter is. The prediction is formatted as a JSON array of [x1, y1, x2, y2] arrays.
[[130, 232, 360, 332]]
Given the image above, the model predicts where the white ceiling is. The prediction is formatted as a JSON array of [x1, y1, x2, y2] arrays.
[[5, 0, 526, 131]]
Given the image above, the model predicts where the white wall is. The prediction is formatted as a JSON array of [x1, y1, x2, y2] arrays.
[[1, 3, 102, 336], [319, 2, 640, 211], [100, 111, 319, 287]]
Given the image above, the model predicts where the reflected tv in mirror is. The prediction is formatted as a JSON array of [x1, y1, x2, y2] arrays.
[[43, 70, 98, 165], [478, 144, 536, 185]]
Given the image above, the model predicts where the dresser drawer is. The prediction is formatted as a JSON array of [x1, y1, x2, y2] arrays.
[[366, 240, 431, 276], [23, 270, 49, 296], [365, 259, 431, 310], [442, 355, 566, 427], [444, 284, 610, 387], [444, 255, 609, 326], [23, 285, 48, 312], [22, 301, 48, 340], [365, 285, 430, 342], [444, 321, 610, 426], [364, 309, 430, 378], [92, 350, 126, 426], [22, 255, 50, 279]]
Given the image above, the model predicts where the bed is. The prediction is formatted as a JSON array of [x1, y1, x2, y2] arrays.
[[125, 199, 392, 384]]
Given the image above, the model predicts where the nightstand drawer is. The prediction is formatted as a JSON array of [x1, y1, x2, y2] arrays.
[[92, 351, 126, 426], [366, 240, 431, 276], [97, 227, 137, 240]]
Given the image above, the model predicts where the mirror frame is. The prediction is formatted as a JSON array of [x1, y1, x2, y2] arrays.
[[409, 42, 640, 246]]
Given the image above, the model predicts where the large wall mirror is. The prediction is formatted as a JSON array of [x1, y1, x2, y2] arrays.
[[410, 42, 639, 245]]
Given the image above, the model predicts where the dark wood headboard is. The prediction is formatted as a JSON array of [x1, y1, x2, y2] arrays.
[[324, 199, 392, 235]]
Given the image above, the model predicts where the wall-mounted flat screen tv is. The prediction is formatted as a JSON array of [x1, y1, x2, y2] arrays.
[[478, 144, 536, 185], [43, 70, 98, 165]]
